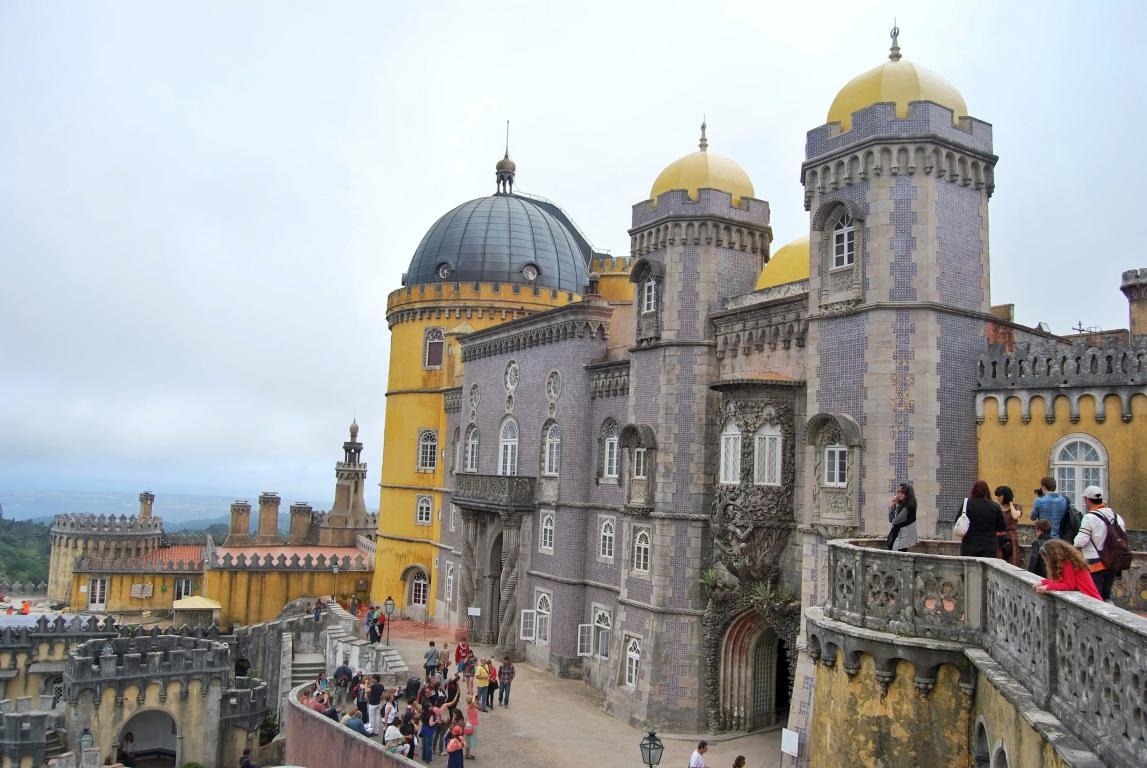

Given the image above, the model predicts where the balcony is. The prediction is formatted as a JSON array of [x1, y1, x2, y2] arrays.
[[451, 473, 537, 514], [808, 539, 1147, 767]]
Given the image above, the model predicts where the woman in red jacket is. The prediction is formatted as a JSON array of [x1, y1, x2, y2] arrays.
[[1032, 539, 1101, 600]]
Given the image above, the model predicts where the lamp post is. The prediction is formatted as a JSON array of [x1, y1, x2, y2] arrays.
[[384, 595, 395, 646], [78, 729, 94, 751], [332, 564, 339, 601], [639, 731, 664, 768]]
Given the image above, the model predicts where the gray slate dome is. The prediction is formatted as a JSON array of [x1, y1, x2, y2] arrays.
[[404, 194, 591, 293]]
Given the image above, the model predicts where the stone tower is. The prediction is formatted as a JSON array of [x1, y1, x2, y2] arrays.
[[623, 125, 772, 729], [319, 420, 369, 545]]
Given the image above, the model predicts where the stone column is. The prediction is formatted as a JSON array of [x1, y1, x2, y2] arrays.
[[495, 513, 522, 654], [459, 511, 478, 640]]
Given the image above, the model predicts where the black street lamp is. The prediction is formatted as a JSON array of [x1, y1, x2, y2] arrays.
[[384, 595, 395, 646], [639, 731, 664, 768]]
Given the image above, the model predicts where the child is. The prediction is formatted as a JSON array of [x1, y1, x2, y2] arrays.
[[1027, 519, 1052, 578], [1032, 539, 1101, 600], [465, 695, 479, 759]]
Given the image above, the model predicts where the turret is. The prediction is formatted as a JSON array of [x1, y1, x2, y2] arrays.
[[1120, 268, 1147, 339], [138, 491, 155, 520], [255, 492, 281, 545], [224, 501, 252, 546]]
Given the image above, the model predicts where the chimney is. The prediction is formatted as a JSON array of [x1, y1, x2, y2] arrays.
[[256, 492, 281, 544], [138, 491, 155, 520], [224, 501, 251, 546], [288, 502, 313, 544], [1120, 268, 1147, 339]]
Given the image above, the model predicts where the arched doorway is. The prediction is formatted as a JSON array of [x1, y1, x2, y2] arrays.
[[117, 709, 178, 767], [720, 611, 791, 731]]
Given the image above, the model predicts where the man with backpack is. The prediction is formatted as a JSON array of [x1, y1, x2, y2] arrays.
[[1074, 485, 1130, 602]]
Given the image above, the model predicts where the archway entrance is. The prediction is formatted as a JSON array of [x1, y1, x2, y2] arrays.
[[720, 611, 790, 731], [117, 709, 178, 767]]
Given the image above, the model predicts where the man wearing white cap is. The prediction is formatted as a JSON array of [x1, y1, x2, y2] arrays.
[[1073, 485, 1126, 601]]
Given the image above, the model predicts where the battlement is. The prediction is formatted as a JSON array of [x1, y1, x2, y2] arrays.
[[310, 510, 378, 528], [976, 338, 1147, 390], [72, 555, 203, 573], [0, 616, 116, 649], [1123, 267, 1147, 288], [219, 675, 269, 731], [50, 513, 164, 535], [0, 704, 63, 767], [387, 280, 579, 315], [206, 551, 371, 571], [631, 187, 771, 231], [65, 635, 230, 694], [588, 255, 632, 274], [806, 100, 994, 161]]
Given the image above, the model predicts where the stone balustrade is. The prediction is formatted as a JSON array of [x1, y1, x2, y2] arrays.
[[50, 514, 164, 535], [815, 539, 1147, 767], [452, 473, 537, 513]]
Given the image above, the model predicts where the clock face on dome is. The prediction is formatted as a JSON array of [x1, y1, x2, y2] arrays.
[[437, 262, 454, 279], [522, 264, 539, 281], [504, 361, 520, 393]]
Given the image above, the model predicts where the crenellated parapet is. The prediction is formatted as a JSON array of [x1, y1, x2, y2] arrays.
[[64, 634, 230, 706], [0, 616, 116, 650], [50, 513, 164, 536], [0, 701, 65, 768], [588, 255, 632, 273], [975, 338, 1147, 423], [459, 300, 611, 362], [713, 301, 809, 359], [72, 556, 203, 573], [386, 281, 578, 328], [219, 675, 269, 732], [630, 188, 772, 256]]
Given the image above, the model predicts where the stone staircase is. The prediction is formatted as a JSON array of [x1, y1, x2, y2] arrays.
[[44, 728, 66, 759], [291, 653, 327, 688]]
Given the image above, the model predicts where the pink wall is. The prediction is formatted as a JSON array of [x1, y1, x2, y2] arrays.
[[284, 685, 414, 767]]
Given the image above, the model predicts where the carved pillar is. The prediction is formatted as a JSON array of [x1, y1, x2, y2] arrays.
[[496, 513, 522, 654], [459, 511, 478, 638]]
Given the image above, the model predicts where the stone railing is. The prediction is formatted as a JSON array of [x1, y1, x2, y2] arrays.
[[284, 682, 418, 767], [206, 551, 372, 571], [72, 556, 203, 573], [817, 540, 1147, 767], [452, 474, 536, 513]]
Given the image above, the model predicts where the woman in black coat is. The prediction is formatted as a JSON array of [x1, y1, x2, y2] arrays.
[[959, 480, 1007, 557]]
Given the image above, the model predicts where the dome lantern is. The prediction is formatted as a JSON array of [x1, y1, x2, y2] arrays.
[[496, 120, 516, 194]]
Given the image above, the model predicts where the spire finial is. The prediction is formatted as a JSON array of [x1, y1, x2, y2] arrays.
[[699, 117, 708, 152], [889, 21, 902, 61], [495, 120, 516, 194]]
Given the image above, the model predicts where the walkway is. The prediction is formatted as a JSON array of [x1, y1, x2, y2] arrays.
[[377, 620, 784, 768]]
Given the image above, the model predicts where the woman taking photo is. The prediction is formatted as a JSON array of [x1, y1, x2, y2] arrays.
[[887, 482, 918, 552], [958, 481, 1007, 557], [994, 485, 1023, 565]]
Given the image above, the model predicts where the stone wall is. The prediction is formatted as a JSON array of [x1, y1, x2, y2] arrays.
[[284, 682, 416, 768]]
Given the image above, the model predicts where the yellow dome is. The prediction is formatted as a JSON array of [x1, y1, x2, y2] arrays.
[[650, 124, 754, 206], [755, 235, 809, 290], [827, 34, 966, 132]]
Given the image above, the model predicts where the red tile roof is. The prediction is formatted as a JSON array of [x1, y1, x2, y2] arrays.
[[143, 545, 203, 564]]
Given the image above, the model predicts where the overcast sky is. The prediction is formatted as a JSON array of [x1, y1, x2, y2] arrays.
[[1, 1, 1143, 504]]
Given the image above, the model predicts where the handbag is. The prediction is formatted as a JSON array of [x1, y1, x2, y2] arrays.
[[953, 498, 970, 540]]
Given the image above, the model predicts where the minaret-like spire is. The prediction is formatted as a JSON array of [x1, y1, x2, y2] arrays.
[[699, 118, 708, 152], [495, 119, 517, 194], [889, 21, 902, 62]]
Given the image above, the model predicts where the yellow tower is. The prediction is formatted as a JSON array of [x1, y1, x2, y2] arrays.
[[371, 152, 596, 618]]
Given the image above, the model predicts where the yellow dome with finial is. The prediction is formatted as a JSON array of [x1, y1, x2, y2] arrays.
[[755, 235, 809, 290], [650, 123, 754, 206], [827, 27, 967, 132]]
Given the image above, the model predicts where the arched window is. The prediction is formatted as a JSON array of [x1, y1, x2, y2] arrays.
[[415, 495, 433, 525], [824, 442, 847, 488], [602, 420, 621, 479], [424, 327, 445, 368], [464, 425, 479, 473], [832, 213, 855, 268], [594, 608, 612, 659], [754, 423, 783, 486], [535, 592, 551, 643], [719, 422, 742, 484], [632, 527, 651, 572], [417, 430, 438, 472], [625, 636, 641, 687], [642, 279, 657, 314], [1052, 435, 1108, 509], [411, 571, 429, 606], [499, 419, 518, 476], [599, 519, 615, 559], [539, 512, 555, 553], [544, 423, 561, 476]]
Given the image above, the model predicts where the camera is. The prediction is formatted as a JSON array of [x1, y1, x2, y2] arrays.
[[1034, 488, 1044, 497]]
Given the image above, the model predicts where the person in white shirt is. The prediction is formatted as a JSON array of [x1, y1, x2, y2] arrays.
[[689, 740, 708, 768], [1073, 484, 1126, 601]]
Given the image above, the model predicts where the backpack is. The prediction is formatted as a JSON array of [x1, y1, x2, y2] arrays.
[[1058, 495, 1082, 542], [1088, 509, 1132, 572]]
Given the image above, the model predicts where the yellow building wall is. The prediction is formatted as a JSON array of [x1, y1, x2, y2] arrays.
[[203, 569, 364, 628], [86, 678, 213, 768], [971, 670, 1072, 768], [372, 282, 579, 614], [0, 639, 70, 699], [67, 571, 202, 615], [810, 656, 970, 768], [978, 392, 1147, 529]]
